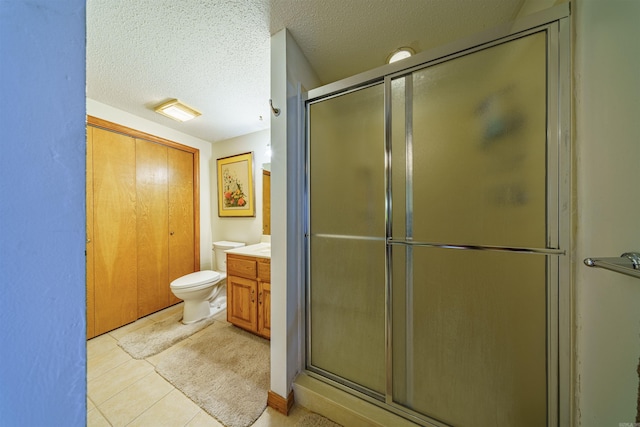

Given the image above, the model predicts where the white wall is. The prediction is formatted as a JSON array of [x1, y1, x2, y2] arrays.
[[87, 99, 214, 268], [574, 0, 640, 425], [270, 28, 322, 399], [210, 129, 271, 265]]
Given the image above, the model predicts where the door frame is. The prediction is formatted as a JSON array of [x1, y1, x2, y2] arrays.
[[303, 4, 571, 426]]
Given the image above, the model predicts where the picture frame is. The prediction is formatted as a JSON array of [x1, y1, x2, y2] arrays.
[[216, 152, 255, 217]]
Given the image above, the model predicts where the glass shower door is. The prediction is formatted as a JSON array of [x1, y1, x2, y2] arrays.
[[307, 83, 386, 397], [390, 31, 552, 426]]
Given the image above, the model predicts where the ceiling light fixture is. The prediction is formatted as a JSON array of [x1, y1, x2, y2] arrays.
[[154, 99, 201, 122], [387, 47, 415, 64]]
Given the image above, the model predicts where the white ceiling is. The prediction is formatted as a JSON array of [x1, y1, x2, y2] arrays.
[[87, 0, 533, 143]]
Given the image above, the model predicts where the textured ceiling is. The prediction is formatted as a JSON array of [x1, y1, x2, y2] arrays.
[[87, 0, 533, 143]]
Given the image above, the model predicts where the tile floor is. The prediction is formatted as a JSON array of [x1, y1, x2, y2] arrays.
[[87, 303, 311, 427]]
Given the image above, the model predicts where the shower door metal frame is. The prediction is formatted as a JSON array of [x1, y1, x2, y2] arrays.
[[304, 4, 571, 426]]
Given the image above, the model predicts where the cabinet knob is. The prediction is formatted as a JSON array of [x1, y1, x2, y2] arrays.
[[170, 231, 174, 235]]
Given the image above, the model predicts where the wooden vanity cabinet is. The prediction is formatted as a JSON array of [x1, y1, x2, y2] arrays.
[[257, 258, 271, 338], [227, 254, 270, 339]]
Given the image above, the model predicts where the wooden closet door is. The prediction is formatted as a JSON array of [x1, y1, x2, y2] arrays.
[[136, 139, 170, 317], [92, 127, 137, 335], [86, 128, 95, 339], [168, 148, 195, 304]]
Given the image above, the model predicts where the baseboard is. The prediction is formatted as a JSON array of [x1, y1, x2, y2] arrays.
[[267, 390, 295, 415]]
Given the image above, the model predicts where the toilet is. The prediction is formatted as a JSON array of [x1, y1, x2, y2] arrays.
[[170, 241, 244, 324]]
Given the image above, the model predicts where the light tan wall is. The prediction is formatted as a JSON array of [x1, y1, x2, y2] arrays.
[[210, 129, 270, 261], [574, 0, 640, 425]]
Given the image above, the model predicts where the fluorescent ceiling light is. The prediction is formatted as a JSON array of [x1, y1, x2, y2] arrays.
[[387, 47, 415, 64], [154, 99, 201, 122]]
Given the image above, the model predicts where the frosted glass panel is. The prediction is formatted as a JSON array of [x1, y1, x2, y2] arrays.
[[393, 32, 547, 248], [392, 247, 547, 426], [391, 31, 550, 426], [310, 237, 386, 394], [308, 84, 386, 395], [309, 84, 385, 237]]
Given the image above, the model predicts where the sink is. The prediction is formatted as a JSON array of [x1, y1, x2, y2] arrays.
[[225, 242, 271, 258]]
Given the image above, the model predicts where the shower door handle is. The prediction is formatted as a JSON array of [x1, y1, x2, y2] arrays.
[[387, 238, 565, 255]]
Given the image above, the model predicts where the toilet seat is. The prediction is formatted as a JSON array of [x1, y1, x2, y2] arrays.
[[170, 270, 221, 291]]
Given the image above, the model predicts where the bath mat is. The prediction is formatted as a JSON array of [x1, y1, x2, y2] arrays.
[[155, 322, 270, 427], [297, 413, 343, 427], [118, 312, 216, 359]]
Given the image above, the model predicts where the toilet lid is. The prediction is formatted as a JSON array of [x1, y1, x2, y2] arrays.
[[170, 270, 221, 289]]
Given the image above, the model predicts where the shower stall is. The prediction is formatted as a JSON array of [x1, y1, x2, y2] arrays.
[[304, 8, 570, 427]]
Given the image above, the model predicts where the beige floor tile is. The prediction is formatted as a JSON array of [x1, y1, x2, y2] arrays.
[[88, 358, 154, 405], [87, 333, 118, 360], [185, 410, 225, 427], [87, 407, 111, 427], [87, 345, 132, 382], [146, 303, 184, 322], [127, 389, 202, 427], [108, 317, 156, 340], [87, 397, 96, 411], [98, 372, 174, 427], [252, 405, 311, 427]]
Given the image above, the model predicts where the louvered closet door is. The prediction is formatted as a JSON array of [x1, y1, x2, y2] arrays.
[[92, 127, 137, 335], [136, 139, 170, 317]]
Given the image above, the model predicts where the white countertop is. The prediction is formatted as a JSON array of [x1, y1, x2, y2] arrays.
[[224, 242, 271, 259]]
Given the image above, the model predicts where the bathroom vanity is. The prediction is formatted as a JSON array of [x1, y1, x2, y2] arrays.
[[225, 243, 271, 339]]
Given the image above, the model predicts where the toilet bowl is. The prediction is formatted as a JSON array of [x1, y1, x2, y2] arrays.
[[169, 240, 244, 324]]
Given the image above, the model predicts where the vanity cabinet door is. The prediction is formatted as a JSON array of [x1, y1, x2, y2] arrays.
[[257, 258, 271, 338], [227, 274, 257, 332], [258, 280, 271, 338]]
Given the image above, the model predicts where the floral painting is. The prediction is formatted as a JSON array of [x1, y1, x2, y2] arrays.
[[216, 152, 255, 217]]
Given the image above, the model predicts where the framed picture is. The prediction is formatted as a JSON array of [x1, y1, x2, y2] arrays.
[[216, 152, 255, 217]]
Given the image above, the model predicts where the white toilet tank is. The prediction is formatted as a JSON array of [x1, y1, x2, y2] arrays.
[[212, 241, 245, 272]]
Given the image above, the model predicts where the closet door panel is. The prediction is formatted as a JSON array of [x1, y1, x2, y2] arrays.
[[92, 127, 137, 335], [168, 148, 195, 304], [86, 128, 95, 339], [136, 139, 170, 317]]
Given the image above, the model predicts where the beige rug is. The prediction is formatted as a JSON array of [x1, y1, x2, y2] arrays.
[[155, 322, 270, 427], [118, 312, 216, 359]]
